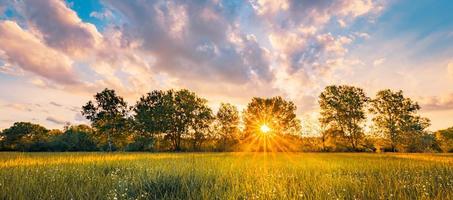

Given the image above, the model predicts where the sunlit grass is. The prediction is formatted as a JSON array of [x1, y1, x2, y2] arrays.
[[0, 152, 452, 199]]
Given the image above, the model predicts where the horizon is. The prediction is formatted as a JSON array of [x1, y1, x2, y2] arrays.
[[1, 0, 453, 131]]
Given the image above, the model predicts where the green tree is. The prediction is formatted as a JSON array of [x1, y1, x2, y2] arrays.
[[0, 122, 49, 151], [50, 124, 97, 151], [82, 88, 130, 151], [243, 96, 301, 136], [435, 127, 453, 152], [369, 89, 429, 152], [319, 85, 368, 150], [134, 89, 213, 151], [215, 103, 240, 151]]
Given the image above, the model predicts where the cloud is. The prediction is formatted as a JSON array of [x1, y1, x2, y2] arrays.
[[89, 9, 113, 20], [420, 93, 453, 111], [373, 58, 386, 66], [3, 103, 34, 112], [337, 19, 347, 27], [0, 0, 388, 122], [0, 21, 80, 85], [49, 101, 62, 107], [29, 78, 48, 88], [0, 62, 24, 76], [448, 61, 453, 78], [21, 0, 103, 57], [46, 116, 68, 125], [105, 1, 273, 85], [354, 32, 371, 39]]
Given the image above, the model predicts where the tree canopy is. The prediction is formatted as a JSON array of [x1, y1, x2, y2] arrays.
[[1, 86, 445, 153], [319, 85, 368, 150], [243, 96, 301, 136], [0, 122, 49, 151], [82, 88, 130, 151], [215, 103, 241, 151], [369, 89, 430, 151], [134, 89, 213, 151]]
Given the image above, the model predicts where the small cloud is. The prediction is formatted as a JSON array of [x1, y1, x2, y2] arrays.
[[420, 93, 453, 111], [49, 101, 62, 107], [337, 19, 346, 28], [30, 78, 48, 88], [373, 58, 386, 66], [0, 62, 24, 76], [4, 103, 33, 112], [448, 61, 453, 78], [354, 32, 370, 39], [89, 9, 113, 20], [46, 116, 68, 125], [67, 106, 80, 112]]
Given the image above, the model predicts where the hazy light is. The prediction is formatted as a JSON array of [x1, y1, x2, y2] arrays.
[[260, 124, 271, 133]]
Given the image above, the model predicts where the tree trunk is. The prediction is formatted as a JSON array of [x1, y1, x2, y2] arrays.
[[108, 132, 112, 152]]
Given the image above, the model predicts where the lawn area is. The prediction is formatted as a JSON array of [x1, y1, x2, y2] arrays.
[[0, 152, 452, 200]]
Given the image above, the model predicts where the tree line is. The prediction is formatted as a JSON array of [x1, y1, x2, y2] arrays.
[[1, 86, 452, 152]]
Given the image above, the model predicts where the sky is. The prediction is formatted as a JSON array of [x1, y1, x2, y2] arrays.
[[0, 0, 452, 132]]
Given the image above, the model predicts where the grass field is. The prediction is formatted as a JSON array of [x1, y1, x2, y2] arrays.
[[0, 153, 452, 200]]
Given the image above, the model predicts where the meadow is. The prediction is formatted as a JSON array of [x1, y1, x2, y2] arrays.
[[0, 152, 452, 200]]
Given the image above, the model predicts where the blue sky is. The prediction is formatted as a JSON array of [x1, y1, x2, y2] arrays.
[[0, 0, 452, 132]]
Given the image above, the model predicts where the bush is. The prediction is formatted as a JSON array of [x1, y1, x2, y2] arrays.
[[125, 136, 155, 151]]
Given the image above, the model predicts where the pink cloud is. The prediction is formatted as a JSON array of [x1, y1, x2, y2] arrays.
[[0, 21, 79, 85], [22, 0, 103, 57], [420, 93, 453, 111]]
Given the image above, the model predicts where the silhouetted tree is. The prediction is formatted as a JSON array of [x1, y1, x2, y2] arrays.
[[82, 88, 129, 151], [243, 97, 301, 136], [369, 89, 429, 152], [134, 89, 213, 151], [215, 103, 240, 151], [319, 85, 368, 150]]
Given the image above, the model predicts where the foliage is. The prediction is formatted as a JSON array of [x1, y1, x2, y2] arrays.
[[243, 96, 301, 136], [406, 133, 441, 153], [50, 125, 98, 151], [319, 85, 368, 150], [215, 103, 241, 151], [82, 88, 130, 151], [125, 136, 155, 151], [134, 89, 213, 151], [369, 89, 430, 151], [0, 86, 447, 153], [435, 127, 453, 152], [0, 122, 50, 151]]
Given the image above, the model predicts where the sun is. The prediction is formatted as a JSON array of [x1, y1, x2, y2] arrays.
[[260, 124, 271, 134]]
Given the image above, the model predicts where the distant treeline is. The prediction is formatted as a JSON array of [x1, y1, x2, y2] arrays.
[[1, 85, 452, 152]]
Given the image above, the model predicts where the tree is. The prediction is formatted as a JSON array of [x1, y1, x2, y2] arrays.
[[82, 88, 130, 151], [319, 85, 368, 150], [243, 97, 301, 137], [50, 124, 97, 151], [435, 127, 453, 152], [369, 89, 430, 152], [0, 122, 49, 151], [215, 103, 240, 151], [134, 89, 213, 151]]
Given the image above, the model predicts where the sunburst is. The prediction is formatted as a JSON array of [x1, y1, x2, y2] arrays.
[[260, 124, 271, 134]]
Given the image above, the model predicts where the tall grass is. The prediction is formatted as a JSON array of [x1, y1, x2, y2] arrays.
[[0, 152, 452, 199]]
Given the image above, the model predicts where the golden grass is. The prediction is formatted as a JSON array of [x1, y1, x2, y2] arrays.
[[0, 152, 452, 200]]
